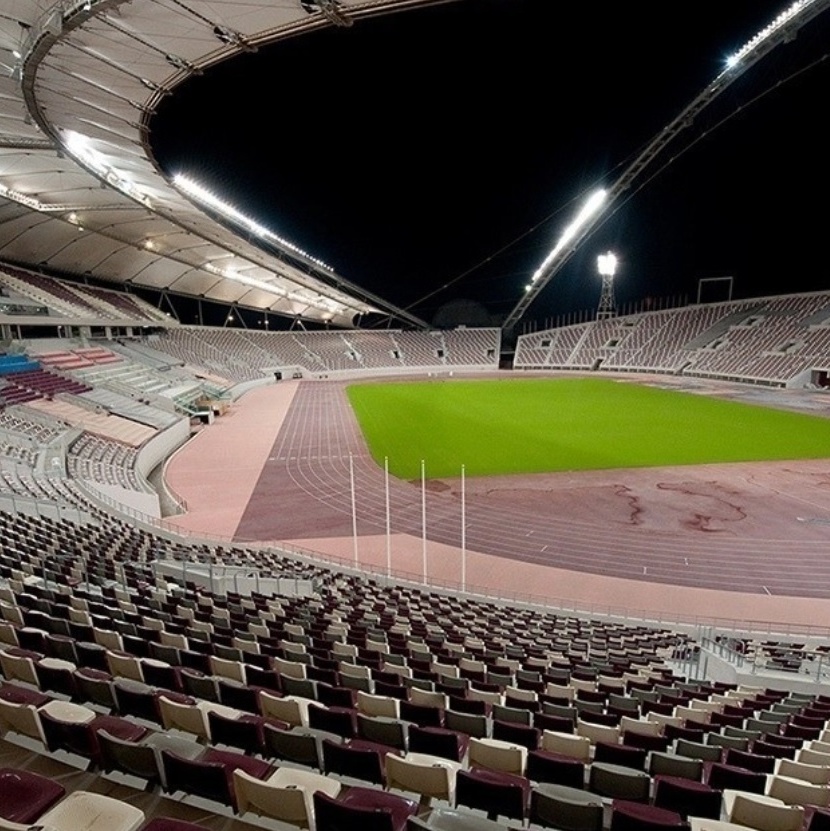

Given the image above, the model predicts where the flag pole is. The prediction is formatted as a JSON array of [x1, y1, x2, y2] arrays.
[[461, 463, 466, 593], [384, 456, 391, 578], [421, 458, 427, 585], [350, 453, 358, 567]]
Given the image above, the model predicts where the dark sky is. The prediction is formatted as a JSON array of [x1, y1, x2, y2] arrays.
[[150, 0, 830, 328]]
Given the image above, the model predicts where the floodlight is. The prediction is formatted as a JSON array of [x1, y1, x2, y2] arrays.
[[597, 251, 617, 278]]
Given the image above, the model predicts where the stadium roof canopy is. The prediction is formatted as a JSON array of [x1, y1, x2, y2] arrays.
[[0, 0, 437, 329]]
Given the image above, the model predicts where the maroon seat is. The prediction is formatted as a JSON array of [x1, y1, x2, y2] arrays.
[[492, 719, 540, 751], [323, 737, 398, 785], [654, 775, 722, 819], [710, 711, 745, 728], [140, 820, 208, 831], [525, 749, 585, 789], [0, 768, 66, 823], [752, 737, 799, 759], [160, 751, 233, 807], [91, 715, 147, 743], [0, 681, 51, 707], [200, 747, 272, 782], [610, 800, 686, 831], [314, 787, 418, 831], [706, 762, 766, 794], [623, 731, 669, 753], [455, 766, 530, 822], [399, 699, 444, 729], [408, 724, 467, 762], [664, 724, 705, 743], [724, 747, 776, 773], [594, 741, 647, 771]]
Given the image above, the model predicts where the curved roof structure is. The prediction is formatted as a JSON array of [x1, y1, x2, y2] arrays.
[[0, 0, 439, 328]]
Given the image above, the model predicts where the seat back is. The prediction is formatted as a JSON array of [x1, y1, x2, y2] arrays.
[[233, 769, 307, 824], [541, 730, 591, 762], [357, 714, 408, 751], [97, 730, 160, 782], [263, 725, 324, 768], [386, 754, 454, 802], [158, 697, 208, 740], [445, 709, 488, 739], [322, 739, 385, 786], [776, 756, 830, 785], [767, 775, 830, 808], [407, 725, 465, 762], [529, 783, 603, 831], [468, 737, 526, 775], [728, 792, 804, 831], [588, 762, 650, 802], [455, 768, 528, 822], [259, 691, 307, 727], [648, 751, 703, 781], [160, 751, 233, 806], [0, 699, 44, 742]]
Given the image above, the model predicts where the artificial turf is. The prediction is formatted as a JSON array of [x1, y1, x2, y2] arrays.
[[346, 377, 830, 479]]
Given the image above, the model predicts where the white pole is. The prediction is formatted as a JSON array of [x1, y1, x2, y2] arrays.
[[384, 456, 391, 578], [461, 464, 466, 593], [421, 458, 427, 585], [349, 453, 358, 567]]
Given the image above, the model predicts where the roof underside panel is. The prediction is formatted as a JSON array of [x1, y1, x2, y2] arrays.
[[0, 0, 443, 327]]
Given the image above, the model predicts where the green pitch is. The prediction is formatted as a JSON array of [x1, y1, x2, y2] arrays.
[[346, 377, 830, 479]]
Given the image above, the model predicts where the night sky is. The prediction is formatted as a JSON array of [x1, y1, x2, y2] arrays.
[[150, 0, 830, 329]]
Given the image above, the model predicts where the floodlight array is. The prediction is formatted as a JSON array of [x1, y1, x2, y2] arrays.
[[63, 131, 153, 209], [523, 189, 607, 293], [725, 0, 812, 69], [174, 174, 334, 273]]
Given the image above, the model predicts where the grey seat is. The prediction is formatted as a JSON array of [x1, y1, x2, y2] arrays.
[[530, 783, 604, 831], [263, 724, 338, 769], [707, 732, 750, 752], [445, 709, 489, 739], [97, 729, 162, 784], [357, 713, 408, 751], [648, 751, 703, 781], [674, 738, 722, 762], [407, 807, 506, 831], [588, 762, 651, 802]]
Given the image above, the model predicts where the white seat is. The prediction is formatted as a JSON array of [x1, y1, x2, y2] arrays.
[[467, 736, 526, 775], [37, 791, 145, 831], [724, 790, 803, 831], [386, 751, 462, 806], [541, 729, 592, 762], [259, 691, 312, 727], [775, 756, 830, 785], [766, 773, 830, 808], [357, 690, 400, 718], [235, 766, 340, 826]]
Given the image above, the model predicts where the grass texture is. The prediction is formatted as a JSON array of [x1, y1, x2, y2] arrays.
[[346, 377, 830, 479]]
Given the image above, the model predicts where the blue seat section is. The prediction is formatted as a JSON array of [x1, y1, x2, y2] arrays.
[[0, 354, 40, 375]]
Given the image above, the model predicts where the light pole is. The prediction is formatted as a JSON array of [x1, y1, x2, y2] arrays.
[[597, 251, 618, 320]]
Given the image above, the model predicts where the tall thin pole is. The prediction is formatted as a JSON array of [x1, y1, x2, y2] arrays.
[[349, 453, 358, 567], [384, 456, 391, 578], [461, 464, 466, 593], [421, 458, 427, 585]]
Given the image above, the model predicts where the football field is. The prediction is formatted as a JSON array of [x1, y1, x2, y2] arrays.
[[346, 377, 830, 478]]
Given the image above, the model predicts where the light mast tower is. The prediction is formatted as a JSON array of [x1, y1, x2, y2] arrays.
[[596, 251, 618, 320]]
